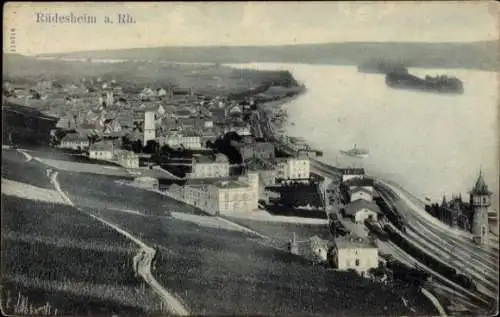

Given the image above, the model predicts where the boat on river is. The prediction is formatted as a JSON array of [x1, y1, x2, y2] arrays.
[[340, 144, 369, 158]]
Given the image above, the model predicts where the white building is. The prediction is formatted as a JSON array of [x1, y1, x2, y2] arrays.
[[212, 173, 259, 214], [330, 236, 378, 274], [89, 141, 115, 160], [349, 187, 374, 203], [204, 120, 214, 129], [114, 150, 140, 168], [158, 133, 203, 150], [106, 91, 114, 107], [190, 154, 230, 179], [276, 157, 310, 180], [170, 172, 259, 215], [143, 110, 156, 146], [343, 200, 382, 224], [58, 133, 89, 151], [341, 168, 366, 182]]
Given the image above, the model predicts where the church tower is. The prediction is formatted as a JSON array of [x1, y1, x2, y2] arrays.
[[469, 170, 491, 245]]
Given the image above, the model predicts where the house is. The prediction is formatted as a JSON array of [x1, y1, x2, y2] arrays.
[[204, 120, 214, 129], [157, 88, 167, 98], [103, 118, 122, 134], [189, 154, 230, 179], [56, 115, 77, 130], [330, 235, 378, 274], [178, 117, 198, 129], [343, 200, 382, 224], [349, 187, 374, 203], [341, 168, 366, 182], [343, 177, 374, 193], [170, 172, 259, 215], [227, 104, 242, 117], [137, 103, 165, 117], [77, 122, 99, 137], [174, 109, 192, 119], [139, 87, 157, 101], [58, 133, 89, 151], [211, 108, 226, 124], [276, 157, 310, 181], [241, 141, 275, 162], [256, 169, 277, 187], [212, 173, 259, 214], [158, 132, 203, 150], [89, 141, 115, 160], [114, 150, 139, 168], [225, 125, 252, 136]]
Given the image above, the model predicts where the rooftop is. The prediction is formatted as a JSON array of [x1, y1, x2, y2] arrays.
[[344, 177, 374, 187], [89, 141, 115, 152], [344, 199, 382, 216], [471, 170, 492, 196], [193, 154, 216, 164], [350, 187, 373, 195], [214, 180, 249, 189], [341, 168, 365, 175], [61, 133, 88, 142], [335, 235, 377, 249]]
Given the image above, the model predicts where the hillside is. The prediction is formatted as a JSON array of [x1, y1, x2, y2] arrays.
[[2, 54, 300, 96], [37, 41, 499, 71]]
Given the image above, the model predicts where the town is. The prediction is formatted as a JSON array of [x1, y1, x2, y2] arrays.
[[2, 56, 498, 317]]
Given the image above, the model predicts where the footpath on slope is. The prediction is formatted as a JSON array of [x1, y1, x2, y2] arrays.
[[48, 170, 189, 316], [1, 178, 69, 205]]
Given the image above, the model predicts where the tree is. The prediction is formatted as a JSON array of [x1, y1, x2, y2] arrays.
[[87, 133, 99, 147], [131, 139, 143, 153], [143, 140, 159, 154], [121, 135, 133, 151]]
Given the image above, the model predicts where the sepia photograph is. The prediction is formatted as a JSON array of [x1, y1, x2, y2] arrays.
[[2, 1, 499, 316]]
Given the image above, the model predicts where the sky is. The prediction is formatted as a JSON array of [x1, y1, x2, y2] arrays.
[[3, 1, 499, 55]]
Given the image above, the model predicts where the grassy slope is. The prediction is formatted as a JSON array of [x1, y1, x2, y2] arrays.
[[52, 166, 438, 316], [0, 156, 161, 315]]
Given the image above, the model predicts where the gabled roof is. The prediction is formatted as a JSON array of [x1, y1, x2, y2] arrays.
[[341, 168, 365, 175], [89, 141, 114, 152], [344, 177, 374, 187], [335, 235, 377, 249], [61, 133, 89, 143], [350, 187, 373, 195], [344, 200, 381, 216]]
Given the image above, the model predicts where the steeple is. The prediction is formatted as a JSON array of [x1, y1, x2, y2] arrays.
[[441, 195, 447, 207], [471, 169, 491, 196]]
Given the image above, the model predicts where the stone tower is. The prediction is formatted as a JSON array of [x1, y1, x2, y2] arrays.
[[469, 170, 491, 245], [106, 91, 114, 107], [143, 110, 156, 146]]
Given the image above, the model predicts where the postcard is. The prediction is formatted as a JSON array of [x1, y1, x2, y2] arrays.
[[2, 2, 499, 316]]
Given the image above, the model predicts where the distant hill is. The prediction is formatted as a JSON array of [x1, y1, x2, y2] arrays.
[[37, 41, 499, 71]]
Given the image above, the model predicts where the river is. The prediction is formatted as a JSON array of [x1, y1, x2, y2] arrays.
[[229, 63, 499, 212]]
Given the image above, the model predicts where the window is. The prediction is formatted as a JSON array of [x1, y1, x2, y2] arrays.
[[355, 259, 360, 266]]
